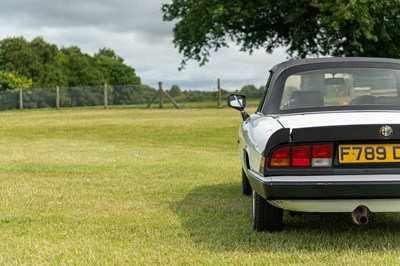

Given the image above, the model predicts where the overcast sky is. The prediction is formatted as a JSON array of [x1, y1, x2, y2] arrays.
[[0, 0, 288, 91]]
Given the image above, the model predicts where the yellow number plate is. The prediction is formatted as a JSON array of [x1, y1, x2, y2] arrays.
[[339, 144, 400, 163]]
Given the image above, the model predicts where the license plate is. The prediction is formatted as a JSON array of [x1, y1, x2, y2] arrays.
[[339, 144, 400, 163]]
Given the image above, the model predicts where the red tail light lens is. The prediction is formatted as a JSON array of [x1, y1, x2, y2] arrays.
[[291, 145, 311, 167], [272, 147, 290, 158], [270, 147, 290, 167], [312, 144, 332, 158]]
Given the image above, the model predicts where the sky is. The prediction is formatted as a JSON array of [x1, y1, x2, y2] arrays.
[[0, 0, 288, 91]]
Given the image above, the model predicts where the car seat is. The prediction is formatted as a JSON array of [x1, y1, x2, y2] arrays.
[[289, 90, 324, 109]]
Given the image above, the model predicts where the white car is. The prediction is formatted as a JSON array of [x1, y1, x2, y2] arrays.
[[228, 57, 400, 232]]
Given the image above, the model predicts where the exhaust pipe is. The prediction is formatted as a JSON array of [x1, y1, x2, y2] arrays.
[[351, 206, 370, 225]]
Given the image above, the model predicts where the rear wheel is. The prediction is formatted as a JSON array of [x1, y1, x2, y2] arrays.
[[252, 190, 283, 232], [242, 169, 252, 196]]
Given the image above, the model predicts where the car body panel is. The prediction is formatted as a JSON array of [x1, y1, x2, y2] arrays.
[[276, 111, 400, 129], [239, 113, 282, 171]]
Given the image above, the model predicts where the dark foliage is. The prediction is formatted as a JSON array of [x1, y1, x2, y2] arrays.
[[0, 37, 141, 90], [162, 0, 400, 68]]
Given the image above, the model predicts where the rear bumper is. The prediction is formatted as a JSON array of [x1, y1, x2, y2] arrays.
[[246, 169, 400, 200], [269, 199, 400, 212]]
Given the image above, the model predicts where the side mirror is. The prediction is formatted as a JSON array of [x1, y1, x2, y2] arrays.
[[227, 94, 249, 121], [227, 94, 246, 111]]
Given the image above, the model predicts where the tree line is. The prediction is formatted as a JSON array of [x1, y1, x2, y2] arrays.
[[0, 37, 141, 90]]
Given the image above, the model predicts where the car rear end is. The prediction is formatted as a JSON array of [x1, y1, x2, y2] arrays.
[[252, 116, 400, 215]]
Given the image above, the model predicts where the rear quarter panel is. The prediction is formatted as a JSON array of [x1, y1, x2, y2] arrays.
[[239, 113, 283, 172]]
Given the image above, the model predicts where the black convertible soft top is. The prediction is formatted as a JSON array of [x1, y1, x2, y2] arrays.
[[269, 57, 400, 77], [261, 57, 400, 114]]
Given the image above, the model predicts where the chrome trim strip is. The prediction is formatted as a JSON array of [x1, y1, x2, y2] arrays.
[[247, 169, 272, 184], [247, 170, 400, 183], [270, 199, 400, 212]]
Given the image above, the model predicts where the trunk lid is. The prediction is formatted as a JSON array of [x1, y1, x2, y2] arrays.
[[276, 111, 400, 129]]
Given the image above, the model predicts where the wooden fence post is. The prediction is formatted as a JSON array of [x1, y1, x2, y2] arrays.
[[158, 82, 164, 108], [19, 88, 23, 111], [56, 86, 60, 110], [217, 78, 222, 108], [104, 84, 108, 109], [147, 82, 180, 109]]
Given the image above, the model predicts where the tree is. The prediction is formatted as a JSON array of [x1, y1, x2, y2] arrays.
[[0, 37, 40, 82], [29, 37, 66, 87], [169, 84, 182, 97], [0, 70, 32, 91], [94, 48, 141, 85], [162, 1, 400, 67], [240, 84, 261, 99], [60, 46, 105, 86], [95, 48, 121, 61]]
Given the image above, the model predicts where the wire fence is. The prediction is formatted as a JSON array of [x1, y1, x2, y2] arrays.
[[0, 83, 230, 111], [0, 85, 146, 111]]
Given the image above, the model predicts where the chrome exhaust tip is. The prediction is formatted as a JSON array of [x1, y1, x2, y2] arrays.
[[351, 206, 370, 225]]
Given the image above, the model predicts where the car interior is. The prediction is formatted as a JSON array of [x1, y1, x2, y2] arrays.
[[280, 68, 400, 110]]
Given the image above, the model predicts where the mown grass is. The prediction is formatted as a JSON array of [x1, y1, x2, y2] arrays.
[[0, 107, 399, 264]]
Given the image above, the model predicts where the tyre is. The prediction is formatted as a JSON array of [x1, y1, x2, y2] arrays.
[[252, 190, 283, 232], [242, 169, 252, 196]]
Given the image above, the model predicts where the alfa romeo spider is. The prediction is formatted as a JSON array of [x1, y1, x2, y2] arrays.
[[228, 57, 400, 232]]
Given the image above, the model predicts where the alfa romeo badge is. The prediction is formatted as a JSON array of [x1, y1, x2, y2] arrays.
[[379, 125, 393, 139]]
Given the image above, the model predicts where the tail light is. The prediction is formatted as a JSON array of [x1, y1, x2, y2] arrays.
[[312, 144, 332, 167], [292, 145, 310, 167], [269, 143, 332, 168], [270, 147, 290, 167]]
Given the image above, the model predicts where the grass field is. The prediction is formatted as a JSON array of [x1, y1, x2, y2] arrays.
[[0, 107, 400, 264]]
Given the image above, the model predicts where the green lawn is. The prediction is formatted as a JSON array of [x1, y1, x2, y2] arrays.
[[0, 107, 399, 264]]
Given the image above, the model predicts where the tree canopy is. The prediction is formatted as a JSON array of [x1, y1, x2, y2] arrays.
[[0, 70, 32, 91], [162, 0, 400, 67], [94, 48, 141, 85], [0, 37, 141, 90], [168, 84, 182, 97]]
